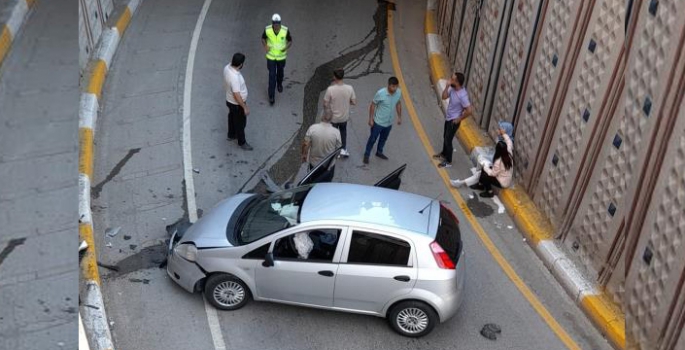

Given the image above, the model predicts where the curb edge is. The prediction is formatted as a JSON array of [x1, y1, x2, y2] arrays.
[[0, 0, 33, 70], [78, 1, 142, 349]]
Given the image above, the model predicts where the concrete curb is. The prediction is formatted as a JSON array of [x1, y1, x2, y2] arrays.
[[423, 0, 625, 348], [0, 0, 34, 70], [79, 1, 142, 349]]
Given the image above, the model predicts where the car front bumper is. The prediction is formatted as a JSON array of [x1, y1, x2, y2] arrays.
[[167, 232, 206, 293]]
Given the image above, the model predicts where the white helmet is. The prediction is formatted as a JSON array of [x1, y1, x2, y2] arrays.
[[271, 13, 281, 23]]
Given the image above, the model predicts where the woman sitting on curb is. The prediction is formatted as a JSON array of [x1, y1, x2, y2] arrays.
[[451, 127, 513, 198]]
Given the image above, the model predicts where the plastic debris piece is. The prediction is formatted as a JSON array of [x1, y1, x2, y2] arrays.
[[480, 323, 502, 341], [79, 241, 88, 252], [193, 168, 200, 174], [106, 242, 113, 248], [105, 227, 121, 238], [507, 225, 513, 229]]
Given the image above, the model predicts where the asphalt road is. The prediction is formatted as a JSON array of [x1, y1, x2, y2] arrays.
[[0, 1, 78, 349], [92, 0, 613, 349]]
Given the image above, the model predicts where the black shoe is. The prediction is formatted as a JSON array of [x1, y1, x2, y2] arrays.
[[438, 161, 452, 168], [227, 136, 236, 141], [269, 98, 275, 105], [432, 153, 444, 160], [277, 85, 283, 93], [239, 142, 254, 151], [479, 190, 494, 198], [363, 155, 369, 164], [375, 153, 388, 160], [469, 183, 485, 190]]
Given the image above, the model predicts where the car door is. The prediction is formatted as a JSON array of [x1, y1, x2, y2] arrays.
[[297, 147, 342, 186], [255, 227, 346, 307], [333, 229, 417, 314], [373, 164, 407, 190]]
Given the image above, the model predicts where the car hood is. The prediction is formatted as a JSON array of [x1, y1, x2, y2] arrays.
[[179, 193, 255, 248]]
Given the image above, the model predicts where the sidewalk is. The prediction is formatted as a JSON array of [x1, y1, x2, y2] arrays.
[[423, 0, 624, 348], [0, 0, 79, 349]]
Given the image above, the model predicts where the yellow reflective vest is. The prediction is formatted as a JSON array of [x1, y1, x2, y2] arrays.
[[265, 25, 289, 61]]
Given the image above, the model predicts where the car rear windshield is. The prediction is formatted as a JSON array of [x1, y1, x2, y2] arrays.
[[436, 205, 462, 264], [234, 186, 313, 245]]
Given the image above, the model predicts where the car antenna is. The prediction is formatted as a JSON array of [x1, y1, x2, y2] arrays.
[[419, 192, 442, 214]]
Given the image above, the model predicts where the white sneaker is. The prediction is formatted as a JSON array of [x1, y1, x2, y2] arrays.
[[340, 149, 350, 157], [450, 179, 463, 188]]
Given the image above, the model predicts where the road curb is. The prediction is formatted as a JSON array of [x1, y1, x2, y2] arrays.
[[0, 0, 34, 70], [423, 0, 625, 348], [78, 1, 142, 349]]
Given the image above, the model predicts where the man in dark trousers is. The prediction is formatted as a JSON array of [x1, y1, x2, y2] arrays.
[[261, 13, 292, 105], [363, 77, 402, 165], [434, 72, 472, 168], [223, 53, 252, 150]]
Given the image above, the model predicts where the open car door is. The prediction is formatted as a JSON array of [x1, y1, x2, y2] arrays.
[[297, 147, 342, 187], [373, 164, 406, 190]]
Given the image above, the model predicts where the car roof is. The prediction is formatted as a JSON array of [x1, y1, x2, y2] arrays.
[[300, 183, 436, 235]]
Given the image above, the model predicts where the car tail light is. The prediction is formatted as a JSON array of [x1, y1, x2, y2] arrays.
[[430, 241, 455, 269], [440, 203, 459, 224]]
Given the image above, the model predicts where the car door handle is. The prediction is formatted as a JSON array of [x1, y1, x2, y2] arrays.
[[394, 275, 411, 282], [318, 270, 334, 277]]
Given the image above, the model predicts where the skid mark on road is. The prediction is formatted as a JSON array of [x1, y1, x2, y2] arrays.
[[91, 147, 141, 198], [0, 238, 26, 268], [265, 1, 390, 185]]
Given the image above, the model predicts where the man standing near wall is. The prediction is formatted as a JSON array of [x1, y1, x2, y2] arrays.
[[224, 53, 252, 150], [323, 68, 356, 158], [434, 72, 472, 168], [261, 13, 292, 105]]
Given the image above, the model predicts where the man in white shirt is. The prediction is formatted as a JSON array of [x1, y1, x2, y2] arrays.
[[224, 53, 252, 150], [323, 68, 356, 157], [301, 112, 342, 170]]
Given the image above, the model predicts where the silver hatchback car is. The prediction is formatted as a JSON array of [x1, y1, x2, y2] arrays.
[[167, 155, 465, 337]]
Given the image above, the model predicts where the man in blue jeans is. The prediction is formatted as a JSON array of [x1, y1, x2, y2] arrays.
[[364, 77, 402, 164]]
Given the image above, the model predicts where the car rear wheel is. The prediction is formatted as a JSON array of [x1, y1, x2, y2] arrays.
[[388, 301, 438, 337], [204, 274, 250, 310]]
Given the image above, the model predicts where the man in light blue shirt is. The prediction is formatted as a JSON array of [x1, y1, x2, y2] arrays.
[[364, 76, 402, 164]]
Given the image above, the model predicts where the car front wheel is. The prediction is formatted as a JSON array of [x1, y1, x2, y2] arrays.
[[388, 301, 438, 337], [204, 274, 250, 311]]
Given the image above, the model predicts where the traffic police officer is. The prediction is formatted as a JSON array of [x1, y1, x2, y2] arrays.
[[261, 13, 292, 105]]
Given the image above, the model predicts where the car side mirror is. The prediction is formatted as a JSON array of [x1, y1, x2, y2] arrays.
[[262, 252, 274, 267]]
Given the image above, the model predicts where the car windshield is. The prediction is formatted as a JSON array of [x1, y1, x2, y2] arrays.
[[236, 186, 313, 244]]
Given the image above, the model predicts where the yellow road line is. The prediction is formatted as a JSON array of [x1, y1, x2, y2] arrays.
[[387, 7, 581, 350], [0, 25, 12, 68]]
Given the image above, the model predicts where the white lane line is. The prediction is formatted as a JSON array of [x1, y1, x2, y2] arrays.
[[183, 0, 226, 350], [204, 296, 227, 350], [183, 0, 213, 223]]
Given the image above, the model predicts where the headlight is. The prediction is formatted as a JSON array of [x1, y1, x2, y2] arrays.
[[174, 243, 198, 262]]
